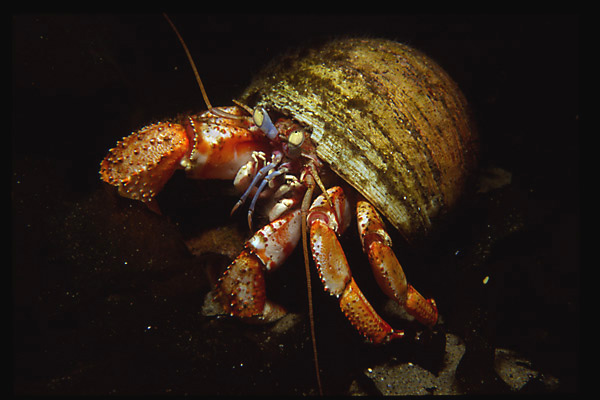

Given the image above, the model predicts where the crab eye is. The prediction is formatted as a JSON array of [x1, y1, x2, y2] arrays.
[[253, 107, 278, 140], [287, 129, 305, 151]]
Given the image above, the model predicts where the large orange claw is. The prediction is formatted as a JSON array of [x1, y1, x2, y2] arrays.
[[99, 106, 272, 212], [99, 122, 190, 209], [357, 201, 438, 327]]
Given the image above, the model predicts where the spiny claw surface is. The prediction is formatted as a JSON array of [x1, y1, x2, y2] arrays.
[[99, 106, 272, 210], [99, 122, 190, 204], [216, 209, 302, 321], [339, 278, 405, 344], [216, 249, 267, 318]]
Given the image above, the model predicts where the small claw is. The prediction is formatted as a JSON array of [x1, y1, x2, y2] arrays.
[[216, 209, 302, 321], [99, 122, 190, 208], [215, 248, 289, 322], [247, 209, 302, 271]]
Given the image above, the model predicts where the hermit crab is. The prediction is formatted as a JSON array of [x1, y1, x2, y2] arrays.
[[99, 24, 478, 393]]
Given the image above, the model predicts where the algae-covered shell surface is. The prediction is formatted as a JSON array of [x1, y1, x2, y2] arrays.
[[239, 38, 478, 239]]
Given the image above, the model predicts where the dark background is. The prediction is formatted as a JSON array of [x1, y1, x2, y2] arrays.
[[12, 14, 578, 394]]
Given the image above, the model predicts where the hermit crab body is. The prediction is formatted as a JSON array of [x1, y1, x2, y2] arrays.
[[100, 37, 477, 356]]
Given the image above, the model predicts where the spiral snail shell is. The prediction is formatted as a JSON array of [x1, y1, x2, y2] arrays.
[[239, 38, 478, 240]]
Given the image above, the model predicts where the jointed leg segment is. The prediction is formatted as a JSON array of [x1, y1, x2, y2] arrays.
[[216, 185, 438, 343], [308, 187, 405, 344], [357, 201, 438, 327], [308, 187, 437, 343]]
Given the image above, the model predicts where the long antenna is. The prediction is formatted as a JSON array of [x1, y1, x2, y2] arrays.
[[162, 13, 213, 110], [301, 174, 324, 395]]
